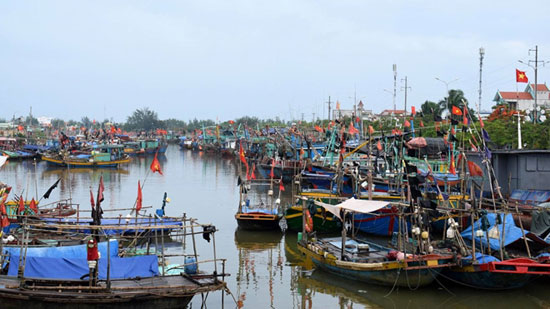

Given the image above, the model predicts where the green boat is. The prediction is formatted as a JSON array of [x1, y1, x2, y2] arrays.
[[284, 201, 342, 233]]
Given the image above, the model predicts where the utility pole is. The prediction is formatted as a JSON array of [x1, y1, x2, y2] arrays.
[[326, 96, 332, 121], [478, 47, 485, 114], [393, 64, 397, 114], [401, 76, 411, 114], [519, 45, 548, 122]]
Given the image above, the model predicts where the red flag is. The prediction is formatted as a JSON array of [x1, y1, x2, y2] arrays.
[[420, 120, 425, 128], [479, 113, 484, 128], [314, 125, 323, 133], [449, 154, 456, 175], [348, 123, 359, 134], [468, 161, 483, 177], [150, 152, 163, 175], [376, 140, 383, 151], [18, 195, 25, 214], [97, 175, 105, 204], [90, 189, 95, 208], [270, 159, 275, 179], [463, 106, 468, 126], [411, 106, 416, 116], [368, 125, 374, 135], [239, 141, 247, 164], [29, 198, 38, 213], [404, 120, 411, 128], [279, 179, 285, 192], [136, 180, 143, 212], [1, 194, 9, 228], [228, 120, 235, 124], [451, 106, 462, 116], [250, 164, 256, 180], [469, 140, 478, 152], [516, 69, 528, 83]]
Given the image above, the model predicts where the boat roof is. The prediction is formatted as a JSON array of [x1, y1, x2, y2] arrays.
[[314, 198, 390, 220], [92, 144, 125, 149]]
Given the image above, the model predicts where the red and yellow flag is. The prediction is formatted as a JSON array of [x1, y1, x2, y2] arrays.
[[150, 152, 163, 175], [516, 69, 528, 83]]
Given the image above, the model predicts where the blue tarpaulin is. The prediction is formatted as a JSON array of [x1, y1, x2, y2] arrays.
[[41, 218, 182, 235], [8, 255, 159, 279], [462, 213, 525, 251], [3, 240, 118, 259]]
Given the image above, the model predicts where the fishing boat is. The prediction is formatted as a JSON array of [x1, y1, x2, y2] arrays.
[[297, 198, 455, 288], [0, 215, 229, 308], [42, 144, 131, 168], [235, 178, 283, 230], [440, 212, 550, 289]]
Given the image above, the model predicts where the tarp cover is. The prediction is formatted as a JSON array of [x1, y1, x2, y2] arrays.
[[41, 217, 182, 235], [315, 198, 390, 220], [3, 240, 118, 259], [8, 255, 159, 279], [461, 213, 525, 251]]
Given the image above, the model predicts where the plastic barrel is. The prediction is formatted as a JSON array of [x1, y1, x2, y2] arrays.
[[184, 256, 197, 274]]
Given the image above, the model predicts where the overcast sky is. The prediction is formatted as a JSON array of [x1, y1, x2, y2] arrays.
[[1, 1, 548, 123]]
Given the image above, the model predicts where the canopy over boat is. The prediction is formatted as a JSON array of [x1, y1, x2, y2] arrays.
[[314, 198, 390, 220]]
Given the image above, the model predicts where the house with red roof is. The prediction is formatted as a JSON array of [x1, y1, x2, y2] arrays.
[[494, 84, 550, 111]]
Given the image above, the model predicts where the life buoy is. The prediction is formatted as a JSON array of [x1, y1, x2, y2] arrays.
[[305, 210, 313, 233]]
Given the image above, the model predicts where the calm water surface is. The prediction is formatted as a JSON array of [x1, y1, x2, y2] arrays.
[[2, 145, 550, 308]]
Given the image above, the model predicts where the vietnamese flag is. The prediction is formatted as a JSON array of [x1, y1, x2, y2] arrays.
[[420, 120, 424, 128], [411, 106, 416, 116], [29, 198, 38, 213], [18, 196, 25, 214], [516, 69, 528, 83], [279, 179, 285, 192], [136, 180, 143, 212], [1, 194, 9, 228], [451, 106, 462, 116], [250, 164, 256, 180], [314, 125, 323, 133], [150, 152, 163, 175], [368, 125, 374, 135], [449, 154, 457, 175]]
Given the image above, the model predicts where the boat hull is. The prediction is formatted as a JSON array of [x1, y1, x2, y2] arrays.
[[235, 213, 281, 230], [42, 155, 130, 168], [284, 205, 341, 233]]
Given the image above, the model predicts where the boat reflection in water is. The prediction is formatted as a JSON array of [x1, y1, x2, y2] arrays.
[[234, 228, 283, 308]]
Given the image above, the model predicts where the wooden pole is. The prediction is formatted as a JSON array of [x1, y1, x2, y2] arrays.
[[190, 219, 199, 272]]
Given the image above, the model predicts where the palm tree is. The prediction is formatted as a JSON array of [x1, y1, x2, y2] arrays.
[[438, 89, 467, 112]]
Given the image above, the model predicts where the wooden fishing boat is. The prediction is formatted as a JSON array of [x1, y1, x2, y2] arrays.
[[440, 212, 550, 289], [0, 215, 230, 308], [443, 255, 550, 290], [235, 179, 283, 230], [42, 145, 130, 168], [297, 199, 455, 288]]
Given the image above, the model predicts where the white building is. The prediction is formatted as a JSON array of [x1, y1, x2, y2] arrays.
[[494, 84, 550, 111]]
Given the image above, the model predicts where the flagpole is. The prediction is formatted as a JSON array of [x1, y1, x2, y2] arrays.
[[516, 81, 522, 149]]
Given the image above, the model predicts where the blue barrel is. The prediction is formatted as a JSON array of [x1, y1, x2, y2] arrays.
[[184, 256, 197, 274]]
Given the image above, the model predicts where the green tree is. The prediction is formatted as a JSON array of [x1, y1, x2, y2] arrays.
[[125, 108, 161, 131]]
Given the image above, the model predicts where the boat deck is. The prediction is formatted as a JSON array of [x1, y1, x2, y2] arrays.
[[0, 273, 226, 307]]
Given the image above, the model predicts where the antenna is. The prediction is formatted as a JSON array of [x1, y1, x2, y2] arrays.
[[478, 47, 485, 114], [401, 76, 411, 114]]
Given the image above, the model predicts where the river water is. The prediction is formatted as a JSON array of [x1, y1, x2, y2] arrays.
[[2, 145, 550, 308]]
